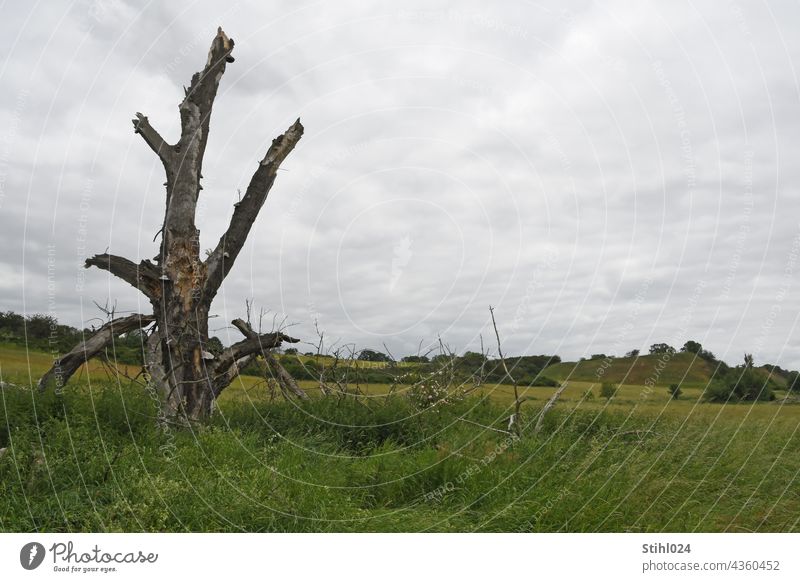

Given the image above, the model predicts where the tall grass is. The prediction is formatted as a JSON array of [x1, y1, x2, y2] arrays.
[[1, 384, 798, 532]]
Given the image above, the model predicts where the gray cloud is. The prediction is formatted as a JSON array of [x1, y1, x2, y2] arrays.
[[1, 0, 799, 368]]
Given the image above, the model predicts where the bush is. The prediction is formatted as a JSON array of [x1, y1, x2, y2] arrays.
[[668, 383, 682, 399], [704, 356, 775, 402], [704, 380, 733, 402], [407, 382, 455, 410], [530, 376, 559, 387], [599, 382, 617, 400]]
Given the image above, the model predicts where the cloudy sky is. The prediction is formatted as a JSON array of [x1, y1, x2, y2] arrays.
[[1, 0, 799, 367]]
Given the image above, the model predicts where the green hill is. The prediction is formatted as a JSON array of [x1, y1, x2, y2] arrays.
[[542, 352, 791, 390], [542, 352, 716, 387]]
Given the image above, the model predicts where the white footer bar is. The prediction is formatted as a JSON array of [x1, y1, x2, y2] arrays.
[[1, 533, 795, 581]]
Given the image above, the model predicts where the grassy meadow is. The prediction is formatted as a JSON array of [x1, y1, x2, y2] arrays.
[[1, 344, 799, 532]]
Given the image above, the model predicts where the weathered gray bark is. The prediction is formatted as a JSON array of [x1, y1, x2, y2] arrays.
[[230, 318, 309, 401], [37, 28, 304, 421], [38, 314, 155, 392]]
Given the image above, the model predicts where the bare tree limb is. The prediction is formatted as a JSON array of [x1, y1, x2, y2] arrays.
[[211, 318, 298, 384], [131, 112, 173, 167], [263, 352, 309, 401], [229, 317, 260, 340], [38, 314, 155, 392], [85, 253, 161, 299], [203, 119, 304, 298], [178, 27, 233, 153], [489, 305, 522, 436], [213, 333, 294, 371], [167, 27, 235, 241], [227, 318, 308, 400]]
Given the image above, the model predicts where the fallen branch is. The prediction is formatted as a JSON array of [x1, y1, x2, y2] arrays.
[[264, 352, 309, 401], [226, 318, 308, 401], [38, 314, 155, 392]]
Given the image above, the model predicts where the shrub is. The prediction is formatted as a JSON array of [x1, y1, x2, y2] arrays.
[[407, 376, 463, 411], [704, 355, 775, 402], [599, 382, 617, 400], [530, 376, 559, 387], [668, 383, 682, 399], [704, 380, 733, 402]]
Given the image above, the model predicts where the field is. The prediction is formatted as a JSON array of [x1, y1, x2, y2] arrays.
[[1, 345, 799, 532]]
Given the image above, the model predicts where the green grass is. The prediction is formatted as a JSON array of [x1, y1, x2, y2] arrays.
[[0, 342, 141, 385], [1, 345, 799, 532]]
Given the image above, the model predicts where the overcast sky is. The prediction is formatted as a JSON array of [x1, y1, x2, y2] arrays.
[[1, 0, 799, 367]]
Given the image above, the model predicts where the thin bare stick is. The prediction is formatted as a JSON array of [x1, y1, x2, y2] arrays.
[[459, 417, 513, 436], [489, 305, 521, 435], [312, 319, 331, 395], [533, 383, 568, 434]]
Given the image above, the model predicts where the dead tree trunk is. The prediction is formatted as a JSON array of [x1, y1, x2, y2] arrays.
[[39, 28, 305, 421]]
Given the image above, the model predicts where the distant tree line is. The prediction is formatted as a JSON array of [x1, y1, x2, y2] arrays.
[[4, 311, 797, 395], [447, 352, 561, 387], [243, 350, 561, 387]]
